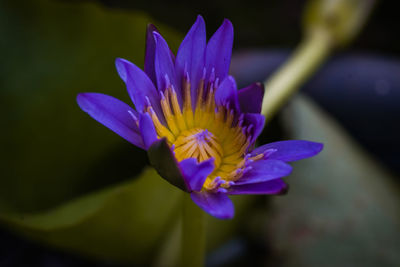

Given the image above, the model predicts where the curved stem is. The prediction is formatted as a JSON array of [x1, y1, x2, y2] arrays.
[[261, 29, 333, 123], [181, 193, 206, 267]]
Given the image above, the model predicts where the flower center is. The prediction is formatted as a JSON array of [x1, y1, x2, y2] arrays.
[[173, 128, 223, 169], [145, 76, 260, 191]]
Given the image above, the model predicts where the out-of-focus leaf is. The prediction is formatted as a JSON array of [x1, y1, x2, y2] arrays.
[[266, 96, 400, 266], [0, 0, 181, 212], [0, 168, 182, 264], [1, 167, 256, 265]]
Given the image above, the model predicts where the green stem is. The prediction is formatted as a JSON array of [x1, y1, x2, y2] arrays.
[[261, 28, 333, 122], [181, 193, 206, 267]]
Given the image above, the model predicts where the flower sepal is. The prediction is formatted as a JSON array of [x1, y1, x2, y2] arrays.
[[148, 138, 216, 194], [147, 138, 189, 192]]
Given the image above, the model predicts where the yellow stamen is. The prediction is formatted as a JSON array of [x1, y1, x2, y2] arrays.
[[160, 90, 180, 136], [183, 80, 194, 128], [146, 78, 263, 191], [147, 107, 175, 143], [170, 87, 187, 131], [194, 80, 204, 124]]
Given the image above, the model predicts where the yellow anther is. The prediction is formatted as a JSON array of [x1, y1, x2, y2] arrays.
[[183, 80, 194, 128], [194, 81, 205, 124], [146, 78, 264, 191], [147, 107, 175, 143], [160, 90, 180, 136], [249, 153, 264, 161], [170, 87, 187, 131]]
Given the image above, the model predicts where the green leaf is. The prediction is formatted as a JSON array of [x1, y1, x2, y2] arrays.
[[1, 168, 182, 265], [266, 96, 400, 266], [1, 166, 256, 265], [0, 0, 182, 212]]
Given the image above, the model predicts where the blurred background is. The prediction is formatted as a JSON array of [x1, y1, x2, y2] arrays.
[[1, 0, 400, 266]]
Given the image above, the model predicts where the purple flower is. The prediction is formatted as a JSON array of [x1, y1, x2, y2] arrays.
[[77, 16, 323, 219]]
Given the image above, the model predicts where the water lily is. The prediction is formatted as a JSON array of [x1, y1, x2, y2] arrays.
[[77, 16, 323, 219]]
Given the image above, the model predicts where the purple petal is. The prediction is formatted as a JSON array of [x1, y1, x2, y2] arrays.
[[115, 58, 163, 121], [145, 25, 176, 85], [243, 113, 265, 145], [215, 76, 240, 112], [147, 138, 188, 192], [251, 140, 324, 162], [154, 32, 182, 105], [235, 159, 292, 185], [144, 24, 159, 85], [139, 113, 158, 149], [77, 93, 144, 149], [238, 83, 264, 114], [228, 178, 288, 195], [190, 191, 234, 219], [175, 15, 206, 106], [205, 19, 233, 82], [179, 158, 214, 192]]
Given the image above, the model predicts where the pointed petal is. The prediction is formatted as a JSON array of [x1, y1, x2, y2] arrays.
[[190, 191, 234, 219], [215, 76, 240, 112], [228, 178, 288, 195], [205, 19, 233, 82], [147, 138, 188, 192], [251, 140, 324, 162], [115, 58, 162, 117], [145, 25, 176, 85], [243, 113, 265, 145], [77, 93, 144, 149], [139, 113, 158, 149], [154, 32, 182, 105], [238, 83, 264, 114], [235, 160, 292, 185], [176, 15, 206, 105], [179, 158, 214, 192], [144, 24, 159, 85]]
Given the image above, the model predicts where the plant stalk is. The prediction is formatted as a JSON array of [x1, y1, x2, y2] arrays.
[[261, 28, 333, 122], [181, 193, 206, 267]]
